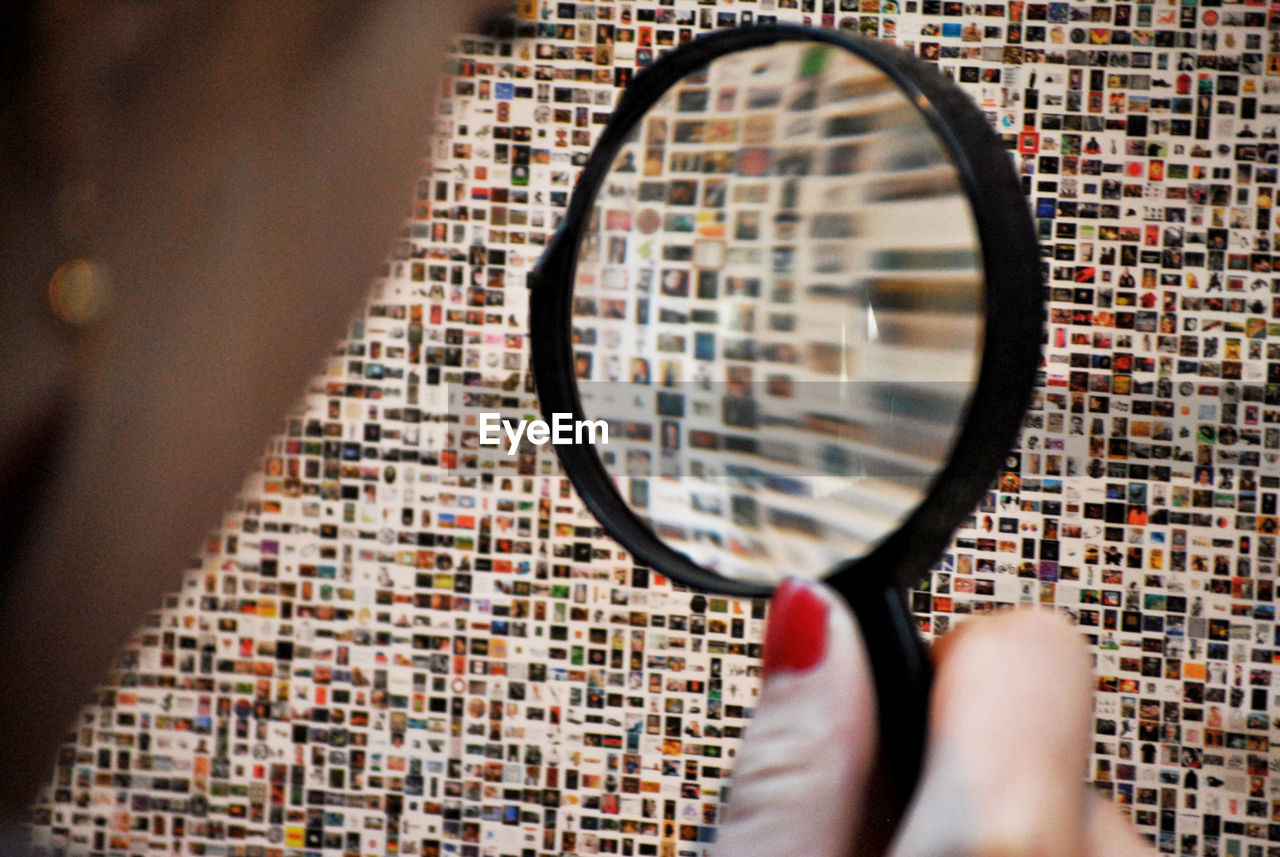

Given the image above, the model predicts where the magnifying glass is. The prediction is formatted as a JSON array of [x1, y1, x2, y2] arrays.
[[528, 23, 1043, 842]]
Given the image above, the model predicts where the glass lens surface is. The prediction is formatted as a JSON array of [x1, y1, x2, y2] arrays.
[[568, 40, 983, 585]]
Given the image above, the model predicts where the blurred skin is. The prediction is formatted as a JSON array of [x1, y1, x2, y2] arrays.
[[0, 0, 508, 815], [716, 584, 1155, 857]]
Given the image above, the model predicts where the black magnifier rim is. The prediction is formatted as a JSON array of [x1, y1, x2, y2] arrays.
[[530, 23, 1043, 599]]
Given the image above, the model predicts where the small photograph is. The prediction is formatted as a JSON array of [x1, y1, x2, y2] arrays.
[[661, 269, 690, 297], [666, 179, 698, 205]]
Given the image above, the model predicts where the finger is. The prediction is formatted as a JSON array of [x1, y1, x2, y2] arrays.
[[715, 578, 878, 857], [892, 610, 1097, 857]]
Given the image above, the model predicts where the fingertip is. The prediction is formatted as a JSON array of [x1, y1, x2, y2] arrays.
[[935, 608, 1092, 696], [715, 578, 877, 857], [909, 608, 1095, 857], [762, 578, 833, 679], [761, 578, 873, 689]]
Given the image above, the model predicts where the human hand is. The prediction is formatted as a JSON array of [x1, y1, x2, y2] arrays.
[[713, 578, 1154, 857]]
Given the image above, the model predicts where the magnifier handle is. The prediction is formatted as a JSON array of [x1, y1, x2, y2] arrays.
[[843, 577, 934, 853]]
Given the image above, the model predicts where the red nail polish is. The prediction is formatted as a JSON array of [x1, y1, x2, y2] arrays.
[[762, 579, 830, 678]]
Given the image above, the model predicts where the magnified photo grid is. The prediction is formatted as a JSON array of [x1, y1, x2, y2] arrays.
[[567, 40, 984, 583]]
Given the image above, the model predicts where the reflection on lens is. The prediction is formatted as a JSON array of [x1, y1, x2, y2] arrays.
[[569, 40, 984, 585]]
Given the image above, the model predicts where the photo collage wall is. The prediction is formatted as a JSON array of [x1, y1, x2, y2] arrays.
[[26, 0, 1280, 855]]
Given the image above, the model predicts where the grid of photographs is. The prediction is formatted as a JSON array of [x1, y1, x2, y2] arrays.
[[568, 39, 984, 584], [25, 1, 1280, 855]]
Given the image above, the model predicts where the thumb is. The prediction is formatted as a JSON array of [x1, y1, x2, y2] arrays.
[[891, 610, 1100, 857], [715, 578, 878, 857]]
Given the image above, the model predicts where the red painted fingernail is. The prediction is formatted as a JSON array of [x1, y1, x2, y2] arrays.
[[762, 579, 830, 678]]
